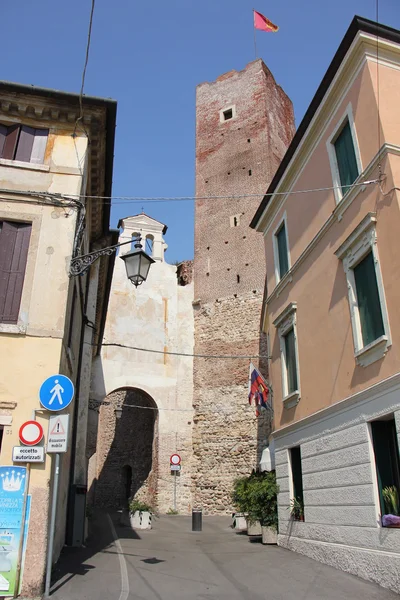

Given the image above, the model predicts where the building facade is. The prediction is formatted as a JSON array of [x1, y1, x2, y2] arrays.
[[90, 214, 194, 514], [0, 82, 116, 595], [251, 17, 400, 593], [193, 60, 294, 512]]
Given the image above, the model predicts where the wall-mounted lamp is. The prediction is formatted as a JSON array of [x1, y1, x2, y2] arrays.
[[69, 237, 154, 287]]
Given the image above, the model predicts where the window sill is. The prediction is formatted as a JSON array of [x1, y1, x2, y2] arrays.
[[0, 323, 27, 335], [274, 271, 292, 298], [355, 335, 389, 367], [283, 390, 300, 409], [0, 158, 49, 172]]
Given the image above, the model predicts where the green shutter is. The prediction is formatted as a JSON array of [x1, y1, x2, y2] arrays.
[[276, 224, 289, 278], [334, 121, 359, 194], [353, 251, 384, 347], [284, 328, 298, 393]]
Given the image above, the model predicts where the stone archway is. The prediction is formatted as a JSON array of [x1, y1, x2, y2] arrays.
[[94, 387, 159, 510]]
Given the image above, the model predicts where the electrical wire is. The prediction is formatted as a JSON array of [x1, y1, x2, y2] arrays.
[[74, 0, 96, 138], [0, 179, 379, 206], [99, 341, 270, 360]]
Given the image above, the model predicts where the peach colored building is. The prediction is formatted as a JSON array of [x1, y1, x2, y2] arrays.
[[251, 17, 400, 593]]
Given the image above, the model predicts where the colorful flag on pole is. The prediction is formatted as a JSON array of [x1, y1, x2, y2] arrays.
[[248, 363, 270, 416], [253, 10, 279, 33]]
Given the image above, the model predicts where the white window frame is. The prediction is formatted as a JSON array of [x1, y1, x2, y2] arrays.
[[273, 302, 300, 408], [326, 103, 363, 204], [335, 213, 391, 367], [272, 212, 291, 285], [219, 105, 236, 123]]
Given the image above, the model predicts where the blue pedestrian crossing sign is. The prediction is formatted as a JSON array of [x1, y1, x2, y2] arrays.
[[39, 374, 74, 411]]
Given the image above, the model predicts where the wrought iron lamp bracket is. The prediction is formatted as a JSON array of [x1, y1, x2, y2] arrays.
[[69, 239, 133, 277]]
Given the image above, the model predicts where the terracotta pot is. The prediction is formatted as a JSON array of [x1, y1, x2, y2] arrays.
[[261, 526, 277, 544]]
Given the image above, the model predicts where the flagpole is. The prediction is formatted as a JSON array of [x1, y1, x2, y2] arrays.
[[253, 10, 258, 59]]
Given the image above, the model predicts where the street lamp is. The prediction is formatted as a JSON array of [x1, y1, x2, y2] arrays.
[[69, 236, 154, 287], [115, 406, 123, 420], [120, 238, 155, 287]]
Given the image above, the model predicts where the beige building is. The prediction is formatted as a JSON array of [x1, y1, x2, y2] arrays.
[[90, 214, 194, 514], [251, 17, 400, 593], [0, 82, 116, 596]]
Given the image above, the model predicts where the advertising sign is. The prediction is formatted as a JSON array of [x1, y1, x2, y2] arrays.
[[0, 466, 27, 596]]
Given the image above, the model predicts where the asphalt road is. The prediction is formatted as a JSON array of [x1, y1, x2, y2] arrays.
[[49, 513, 399, 600]]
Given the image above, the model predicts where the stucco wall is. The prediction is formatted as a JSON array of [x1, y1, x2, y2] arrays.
[[91, 226, 194, 514], [0, 125, 88, 595], [262, 49, 400, 426]]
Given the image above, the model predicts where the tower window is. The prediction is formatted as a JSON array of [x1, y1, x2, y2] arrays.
[[219, 105, 236, 123], [248, 170, 252, 176], [230, 214, 241, 228]]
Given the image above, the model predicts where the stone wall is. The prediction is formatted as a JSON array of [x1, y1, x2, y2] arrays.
[[192, 60, 294, 512], [192, 293, 270, 512], [94, 388, 158, 509]]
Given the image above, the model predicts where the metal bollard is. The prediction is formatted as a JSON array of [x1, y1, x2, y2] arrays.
[[192, 509, 202, 532]]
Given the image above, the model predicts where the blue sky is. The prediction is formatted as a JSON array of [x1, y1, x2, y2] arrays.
[[2, 1, 399, 262]]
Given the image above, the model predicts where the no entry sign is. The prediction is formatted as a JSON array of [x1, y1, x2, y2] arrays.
[[170, 454, 181, 466], [19, 421, 44, 446]]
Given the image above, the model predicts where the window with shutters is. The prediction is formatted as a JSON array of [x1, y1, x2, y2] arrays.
[[273, 302, 300, 408], [326, 104, 362, 204], [370, 417, 400, 526], [0, 221, 32, 324], [335, 213, 391, 367], [0, 124, 48, 164], [273, 214, 290, 283], [334, 121, 359, 193]]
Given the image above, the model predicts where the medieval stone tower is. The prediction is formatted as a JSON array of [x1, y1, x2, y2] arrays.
[[192, 59, 295, 512]]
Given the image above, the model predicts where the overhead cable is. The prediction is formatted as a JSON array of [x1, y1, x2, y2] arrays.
[[0, 179, 379, 206], [99, 341, 270, 360], [74, 0, 96, 138]]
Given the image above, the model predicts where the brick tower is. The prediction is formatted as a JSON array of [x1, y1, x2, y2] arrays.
[[192, 59, 295, 512]]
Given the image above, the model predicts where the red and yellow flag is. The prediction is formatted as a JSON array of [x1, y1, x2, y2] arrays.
[[253, 10, 279, 33]]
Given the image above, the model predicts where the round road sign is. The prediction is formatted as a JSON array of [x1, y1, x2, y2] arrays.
[[39, 374, 74, 411], [170, 454, 181, 466], [19, 421, 44, 446]]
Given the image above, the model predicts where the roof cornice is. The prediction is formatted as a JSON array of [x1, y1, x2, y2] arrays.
[[251, 16, 400, 230], [0, 84, 117, 241]]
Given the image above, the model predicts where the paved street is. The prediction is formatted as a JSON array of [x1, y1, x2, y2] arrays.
[[49, 513, 398, 600]]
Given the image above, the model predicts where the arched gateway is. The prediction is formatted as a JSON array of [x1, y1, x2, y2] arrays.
[[94, 387, 159, 509]]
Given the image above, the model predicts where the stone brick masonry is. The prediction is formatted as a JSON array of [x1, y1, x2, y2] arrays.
[[193, 60, 294, 513]]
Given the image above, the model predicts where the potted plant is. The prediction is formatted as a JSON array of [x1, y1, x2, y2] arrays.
[[129, 497, 153, 530], [381, 486, 400, 528], [289, 497, 304, 522], [247, 471, 279, 544], [231, 475, 250, 531]]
